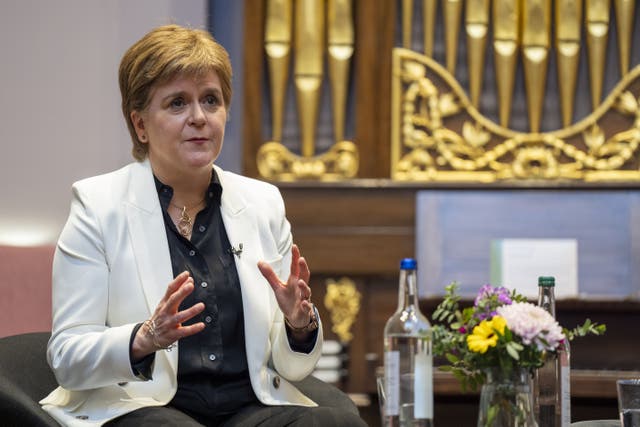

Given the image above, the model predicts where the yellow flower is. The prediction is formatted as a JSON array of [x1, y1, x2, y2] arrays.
[[467, 316, 507, 354]]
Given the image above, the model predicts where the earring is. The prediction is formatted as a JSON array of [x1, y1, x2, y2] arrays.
[[140, 135, 147, 142]]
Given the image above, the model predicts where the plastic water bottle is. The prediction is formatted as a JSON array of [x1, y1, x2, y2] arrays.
[[534, 276, 571, 427], [383, 258, 433, 427]]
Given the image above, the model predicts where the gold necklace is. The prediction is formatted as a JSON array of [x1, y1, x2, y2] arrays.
[[169, 199, 204, 238]]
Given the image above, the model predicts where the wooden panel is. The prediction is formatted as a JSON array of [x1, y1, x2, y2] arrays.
[[281, 185, 415, 274]]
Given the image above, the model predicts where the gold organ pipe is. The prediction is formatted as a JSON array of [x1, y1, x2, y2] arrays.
[[522, 0, 551, 132], [555, 0, 582, 127], [294, 0, 325, 157], [423, 0, 438, 57], [444, 0, 463, 74], [614, 0, 635, 76], [466, 0, 490, 108], [328, 0, 354, 143], [585, 0, 611, 110], [493, 0, 520, 128], [264, 0, 292, 142], [403, 0, 414, 49]]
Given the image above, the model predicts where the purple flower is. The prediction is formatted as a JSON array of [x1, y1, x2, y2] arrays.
[[473, 285, 513, 321]]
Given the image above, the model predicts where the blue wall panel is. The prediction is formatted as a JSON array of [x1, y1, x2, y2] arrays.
[[416, 190, 640, 299]]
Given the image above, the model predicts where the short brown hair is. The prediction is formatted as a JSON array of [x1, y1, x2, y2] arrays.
[[119, 24, 233, 161]]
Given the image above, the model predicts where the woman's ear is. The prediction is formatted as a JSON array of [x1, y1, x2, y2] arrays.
[[130, 111, 147, 143]]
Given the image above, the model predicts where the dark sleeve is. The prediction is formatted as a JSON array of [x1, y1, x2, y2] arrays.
[[129, 322, 155, 380], [287, 328, 319, 354], [286, 307, 320, 354]]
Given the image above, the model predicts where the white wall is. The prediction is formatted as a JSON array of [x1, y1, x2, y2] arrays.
[[0, 0, 207, 245]]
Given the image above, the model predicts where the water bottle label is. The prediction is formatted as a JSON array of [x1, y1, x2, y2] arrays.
[[384, 351, 400, 416], [560, 352, 571, 425], [414, 351, 433, 418]]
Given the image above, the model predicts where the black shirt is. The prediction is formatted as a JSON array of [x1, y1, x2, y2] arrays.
[[156, 173, 257, 416], [129, 172, 319, 418]]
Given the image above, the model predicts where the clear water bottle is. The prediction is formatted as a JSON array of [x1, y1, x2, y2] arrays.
[[383, 258, 433, 427], [534, 276, 571, 427]]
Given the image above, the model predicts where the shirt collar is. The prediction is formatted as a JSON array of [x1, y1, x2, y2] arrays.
[[153, 170, 223, 210]]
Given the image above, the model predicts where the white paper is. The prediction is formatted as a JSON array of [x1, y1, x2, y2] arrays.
[[413, 352, 433, 419], [384, 351, 400, 416], [492, 238, 578, 299]]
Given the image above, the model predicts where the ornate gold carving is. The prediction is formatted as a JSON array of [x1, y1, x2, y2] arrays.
[[324, 277, 361, 343], [391, 48, 640, 182], [257, 141, 358, 181], [258, 0, 359, 181]]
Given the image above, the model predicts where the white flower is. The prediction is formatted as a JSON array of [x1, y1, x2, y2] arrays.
[[496, 302, 565, 351]]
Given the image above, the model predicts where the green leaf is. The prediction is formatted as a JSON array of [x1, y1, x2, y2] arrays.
[[445, 353, 460, 364], [506, 342, 520, 360]]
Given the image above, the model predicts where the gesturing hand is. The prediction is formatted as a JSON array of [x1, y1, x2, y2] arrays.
[[131, 271, 205, 360], [257, 244, 314, 331]]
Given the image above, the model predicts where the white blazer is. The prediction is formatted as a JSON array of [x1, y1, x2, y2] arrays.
[[40, 160, 322, 426]]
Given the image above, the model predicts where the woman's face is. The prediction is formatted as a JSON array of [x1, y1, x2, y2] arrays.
[[131, 70, 227, 180]]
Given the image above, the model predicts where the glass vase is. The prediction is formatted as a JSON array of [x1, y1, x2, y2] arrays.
[[477, 367, 538, 427]]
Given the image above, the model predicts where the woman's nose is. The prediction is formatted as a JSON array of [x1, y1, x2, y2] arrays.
[[189, 104, 206, 126]]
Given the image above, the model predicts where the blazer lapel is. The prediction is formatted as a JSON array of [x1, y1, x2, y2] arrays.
[[124, 160, 178, 370], [215, 166, 272, 364]]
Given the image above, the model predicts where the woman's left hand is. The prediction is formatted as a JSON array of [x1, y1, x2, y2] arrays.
[[258, 244, 314, 331]]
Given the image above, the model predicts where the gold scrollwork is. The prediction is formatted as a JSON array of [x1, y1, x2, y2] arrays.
[[257, 141, 359, 181], [323, 277, 361, 343], [391, 48, 640, 182]]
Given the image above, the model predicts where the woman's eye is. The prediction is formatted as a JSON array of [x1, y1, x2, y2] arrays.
[[204, 95, 220, 106], [170, 98, 185, 109]]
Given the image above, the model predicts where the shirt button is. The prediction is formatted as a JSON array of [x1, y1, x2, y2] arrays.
[[198, 225, 206, 232], [189, 250, 196, 256], [201, 282, 208, 288], [205, 315, 212, 323], [209, 354, 216, 361], [208, 191, 214, 198]]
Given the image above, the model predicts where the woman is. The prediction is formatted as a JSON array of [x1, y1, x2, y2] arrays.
[[40, 25, 365, 426]]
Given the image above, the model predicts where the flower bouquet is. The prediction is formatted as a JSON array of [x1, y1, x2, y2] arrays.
[[432, 283, 605, 426]]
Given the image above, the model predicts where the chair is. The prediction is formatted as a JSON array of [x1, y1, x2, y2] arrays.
[[0, 332, 60, 426], [0, 332, 362, 426]]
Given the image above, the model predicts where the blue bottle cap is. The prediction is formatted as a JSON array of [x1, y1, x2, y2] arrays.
[[400, 258, 417, 270]]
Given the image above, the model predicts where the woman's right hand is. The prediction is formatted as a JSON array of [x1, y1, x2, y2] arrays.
[[131, 271, 205, 360]]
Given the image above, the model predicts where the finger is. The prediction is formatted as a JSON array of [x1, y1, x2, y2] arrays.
[[297, 279, 311, 301], [298, 256, 310, 284], [175, 302, 205, 325], [165, 278, 195, 312], [290, 244, 301, 279], [258, 261, 282, 294], [163, 271, 190, 300], [176, 322, 206, 339], [301, 300, 314, 313]]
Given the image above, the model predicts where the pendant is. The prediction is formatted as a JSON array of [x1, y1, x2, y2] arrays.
[[177, 206, 192, 237]]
